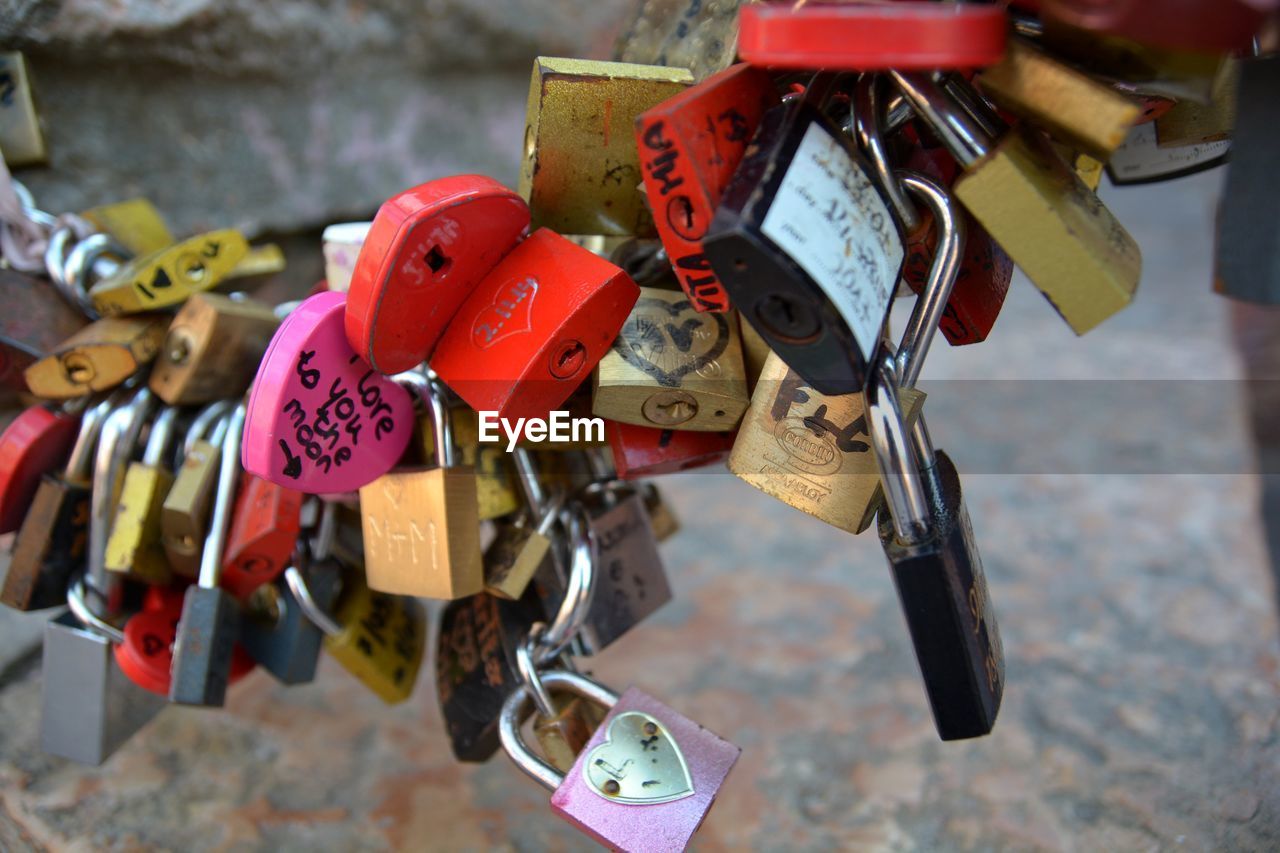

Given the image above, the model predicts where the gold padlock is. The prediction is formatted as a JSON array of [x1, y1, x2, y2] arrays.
[[729, 352, 925, 534], [105, 406, 181, 584], [23, 315, 168, 400], [322, 562, 426, 704], [975, 38, 1141, 161], [161, 402, 233, 576], [0, 52, 47, 166], [89, 230, 249, 317], [80, 198, 174, 258], [592, 287, 749, 431], [1155, 58, 1237, 148], [520, 57, 693, 236], [483, 450, 564, 600], [417, 404, 521, 521], [149, 293, 280, 405], [737, 315, 773, 395], [360, 379, 482, 599]]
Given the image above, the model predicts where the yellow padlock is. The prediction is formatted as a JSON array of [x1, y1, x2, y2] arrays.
[[324, 564, 426, 704], [105, 406, 181, 584], [23, 315, 168, 400], [89, 230, 249, 316]]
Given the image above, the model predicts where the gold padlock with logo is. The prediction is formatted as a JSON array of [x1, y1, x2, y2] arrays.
[[592, 287, 749, 432], [89, 230, 249, 317]]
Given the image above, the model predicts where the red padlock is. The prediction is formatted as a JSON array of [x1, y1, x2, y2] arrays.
[[117, 583, 257, 696], [0, 405, 80, 533], [431, 228, 640, 421], [606, 420, 735, 479], [1041, 0, 1271, 53], [345, 176, 530, 375], [635, 64, 780, 314], [220, 474, 304, 601], [738, 2, 1008, 71]]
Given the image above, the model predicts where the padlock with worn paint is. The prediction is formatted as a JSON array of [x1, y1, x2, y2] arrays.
[[360, 377, 481, 598], [635, 63, 779, 313], [892, 72, 1142, 335], [243, 291, 415, 494], [605, 419, 733, 479], [704, 95, 906, 395], [640, 482, 680, 543], [432, 228, 640, 421], [484, 449, 565, 600], [241, 556, 341, 685], [0, 52, 47, 165], [1153, 57, 1237, 148], [220, 474, 304, 601], [150, 293, 279, 405], [162, 403, 233, 577], [89, 230, 249, 317], [501, 669, 741, 853], [520, 57, 693, 237], [80, 198, 173, 258], [0, 403, 80, 533], [593, 287, 750, 432], [345, 175, 530, 374], [105, 406, 181, 584], [0, 268, 88, 401], [24, 315, 168, 400]]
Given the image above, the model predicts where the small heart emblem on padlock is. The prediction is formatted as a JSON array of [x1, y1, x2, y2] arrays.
[[616, 297, 729, 388], [243, 291, 413, 494], [583, 711, 695, 805]]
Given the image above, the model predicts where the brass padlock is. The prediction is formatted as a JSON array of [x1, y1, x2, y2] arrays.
[[519, 57, 693, 236], [1155, 58, 1237, 148], [641, 482, 680, 542], [105, 406, 181, 584], [161, 402, 233, 576], [974, 37, 1141, 161], [24, 315, 168, 400], [592, 287, 749, 431], [149, 293, 280, 405], [0, 52, 47, 166], [80, 198, 174, 258], [483, 450, 565, 600], [534, 691, 608, 773], [89, 230, 250, 317], [360, 378, 482, 599], [738, 315, 773, 395], [415, 400, 520, 521]]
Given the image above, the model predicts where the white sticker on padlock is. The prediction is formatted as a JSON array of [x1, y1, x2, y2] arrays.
[[1109, 122, 1231, 183], [760, 122, 903, 363]]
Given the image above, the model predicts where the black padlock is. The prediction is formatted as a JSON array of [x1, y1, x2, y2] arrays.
[[703, 96, 906, 395], [866, 356, 1003, 741]]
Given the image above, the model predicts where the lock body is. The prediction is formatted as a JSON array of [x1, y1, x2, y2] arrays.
[[483, 522, 553, 601], [635, 63, 779, 313], [80, 197, 173, 257], [592, 288, 750, 432], [24, 315, 167, 400], [2, 477, 91, 609], [432, 228, 640, 421], [520, 57, 693, 236], [580, 492, 672, 654], [0, 406, 79, 533], [1040, 0, 1268, 53], [241, 561, 342, 684], [1107, 121, 1230, 186], [0, 268, 87, 401], [323, 566, 426, 703], [0, 52, 47, 165], [150, 293, 279, 405], [420, 407, 521, 520], [221, 475, 304, 600], [161, 439, 223, 577], [345, 175, 530, 374], [704, 99, 904, 395], [105, 462, 175, 584], [606, 420, 734, 479], [89, 230, 250, 316]]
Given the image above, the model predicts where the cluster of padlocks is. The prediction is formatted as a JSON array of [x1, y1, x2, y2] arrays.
[[0, 0, 1272, 848]]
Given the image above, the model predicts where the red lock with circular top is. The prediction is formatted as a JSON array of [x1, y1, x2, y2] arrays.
[[0, 405, 80, 533], [738, 2, 1009, 71], [345, 175, 530, 375], [221, 475, 304, 601]]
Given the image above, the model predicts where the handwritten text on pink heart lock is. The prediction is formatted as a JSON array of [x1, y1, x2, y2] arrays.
[[242, 291, 413, 494]]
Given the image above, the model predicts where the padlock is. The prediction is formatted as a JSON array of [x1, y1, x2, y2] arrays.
[[0, 403, 80, 533], [592, 287, 751, 432], [220, 474, 304, 601], [240, 554, 341, 685], [1052, 143, 1106, 192], [605, 420, 733, 479], [635, 63, 779, 313], [500, 669, 741, 853], [974, 38, 1142, 161], [866, 356, 1004, 741], [432, 228, 640, 421], [24, 314, 168, 400], [891, 72, 1142, 335], [104, 405, 180, 584], [1040, 0, 1270, 53], [640, 482, 680, 543], [1106, 120, 1230, 186], [737, 315, 772, 393], [149, 292, 280, 405], [322, 222, 371, 293], [291, 560, 426, 704], [509, 633, 607, 773], [416, 401, 521, 521], [0, 268, 88, 401], [612, 0, 741, 81], [483, 449, 565, 600], [243, 290, 415, 494], [79, 197, 173, 258], [738, 1, 1008, 70], [1154, 57, 1237, 150], [345, 175, 530, 374], [2, 397, 114, 610], [170, 402, 251, 706], [360, 378, 482, 599], [162, 403, 233, 577], [1215, 55, 1279, 304], [520, 57, 693, 237], [0, 52, 47, 166], [88, 230, 249, 316], [703, 95, 906, 395]]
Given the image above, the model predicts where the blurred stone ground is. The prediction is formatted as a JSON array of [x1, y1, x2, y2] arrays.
[[1, 2, 1279, 849]]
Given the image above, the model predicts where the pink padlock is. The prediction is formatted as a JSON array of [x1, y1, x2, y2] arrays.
[[500, 670, 740, 852], [243, 291, 414, 494]]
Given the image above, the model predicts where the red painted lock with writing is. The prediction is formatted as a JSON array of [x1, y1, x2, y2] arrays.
[[221, 474, 304, 601], [345, 175, 530, 374], [431, 228, 639, 422]]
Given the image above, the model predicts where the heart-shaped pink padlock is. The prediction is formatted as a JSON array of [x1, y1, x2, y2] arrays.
[[243, 291, 413, 494]]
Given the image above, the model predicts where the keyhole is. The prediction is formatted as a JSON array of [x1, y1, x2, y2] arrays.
[[548, 339, 587, 379], [425, 245, 451, 276], [60, 352, 95, 385], [666, 195, 702, 241]]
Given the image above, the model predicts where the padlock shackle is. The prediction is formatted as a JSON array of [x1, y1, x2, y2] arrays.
[[66, 575, 125, 645], [142, 407, 179, 467], [284, 564, 342, 637], [499, 669, 621, 793], [64, 395, 115, 483], [65, 232, 127, 314], [197, 401, 246, 589], [184, 399, 232, 456], [894, 172, 966, 391], [516, 631, 558, 720], [854, 75, 923, 236], [889, 71, 992, 168], [512, 447, 546, 514], [534, 504, 597, 667], [865, 357, 931, 543], [534, 489, 567, 536]]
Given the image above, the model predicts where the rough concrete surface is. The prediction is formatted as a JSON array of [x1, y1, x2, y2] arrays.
[[0, 154, 1274, 850]]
